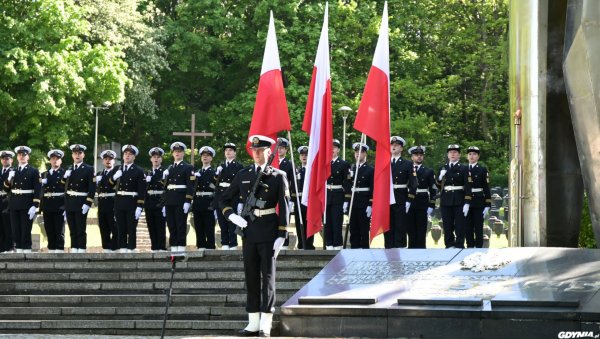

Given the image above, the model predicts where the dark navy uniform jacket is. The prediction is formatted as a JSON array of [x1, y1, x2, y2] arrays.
[[112, 163, 146, 210], [291, 166, 305, 199], [96, 167, 119, 211], [144, 167, 165, 211], [213, 159, 244, 209], [163, 161, 195, 206], [349, 162, 374, 209], [391, 157, 414, 205], [4, 165, 41, 210], [327, 158, 352, 205], [41, 168, 65, 213], [407, 165, 437, 210], [467, 164, 492, 208], [63, 163, 96, 211], [219, 165, 289, 243], [437, 163, 472, 207], [0, 167, 13, 212], [192, 167, 216, 212]]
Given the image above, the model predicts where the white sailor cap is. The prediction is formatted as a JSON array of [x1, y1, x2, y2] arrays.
[[352, 142, 369, 152], [390, 136, 406, 146], [122, 144, 139, 156], [447, 144, 461, 152], [466, 146, 480, 154], [47, 149, 64, 158], [14, 146, 32, 155], [408, 146, 426, 155], [198, 146, 216, 157], [148, 147, 165, 157], [297, 145, 308, 154], [100, 150, 117, 159], [223, 142, 237, 151], [69, 144, 87, 152], [333, 139, 341, 148], [170, 142, 187, 152], [0, 150, 15, 158], [277, 137, 290, 148], [248, 135, 275, 149]]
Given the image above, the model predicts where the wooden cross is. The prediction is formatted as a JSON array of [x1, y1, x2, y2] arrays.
[[172, 114, 213, 165]]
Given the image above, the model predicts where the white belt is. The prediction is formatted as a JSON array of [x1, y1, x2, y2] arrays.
[[12, 189, 34, 195], [291, 192, 303, 197], [167, 185, 187, 190], [117, 191, 138, 197], [218, 182, 231, 187], [253, 208, 276, 217], [326, 185, 343, 190], [0, 191, 6, 196], [44, 192, 65, 197], [471, 188, 483, 193], [67, 190, 88, 197], [393, 184, 407, 189], [98, 193, 116, 198], [444, 185, 464, 191], [147, 190, 164, 195], [195, 192, 214, 197], [352, 187, 370, 192], [416, 189, 429, 193]]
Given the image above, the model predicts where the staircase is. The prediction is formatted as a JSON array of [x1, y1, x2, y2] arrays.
[[0, 250, 335, 336]]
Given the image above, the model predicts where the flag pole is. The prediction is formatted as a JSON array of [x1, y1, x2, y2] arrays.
[[286, 131, 306, 250], [343, 132, 366, 249]]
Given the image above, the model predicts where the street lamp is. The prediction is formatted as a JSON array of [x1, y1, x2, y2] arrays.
[[338, 106, 353, 160], [86, 101, 111, 172]]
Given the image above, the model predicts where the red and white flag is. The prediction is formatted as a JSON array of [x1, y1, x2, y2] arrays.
[[353, 2, 395, 241], [301, 3, 333, 238], [247, 11, 291, 160]]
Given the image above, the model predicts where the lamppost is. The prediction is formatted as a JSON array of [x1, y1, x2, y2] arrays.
[[338, 106, 353, 160], [86, 101, 111, 172]]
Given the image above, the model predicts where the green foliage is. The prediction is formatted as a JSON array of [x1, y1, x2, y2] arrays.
[[579, 194, 597, 248]]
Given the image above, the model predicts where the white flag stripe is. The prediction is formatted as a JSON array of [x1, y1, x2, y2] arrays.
[[260, 11, 281, 75], [372, 2, 389, 76]]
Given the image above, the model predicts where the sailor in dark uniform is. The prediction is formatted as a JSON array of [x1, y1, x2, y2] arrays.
[[219, 135, 289, 337], [464, 146, 492, 248], [437, 144, 472, 248], [348, 143, 374, 249], [163, 142, 195, 252], [276, 137, 294, 249], [96, 150, 119, 252], [145, 147, 167, 252], [41, 149, 66, 253], [406, 146, 437, 249], [192, 146, 217, 250], [0, 150, 14, 253], [4, 146, 40, 253], [110, 145, 146, 252], [387, 136, 413, 248], [63, 144, 96, 253], [291, 145, 313, 250], [213, 142, 244, 250], [325, 139, 351, 250]]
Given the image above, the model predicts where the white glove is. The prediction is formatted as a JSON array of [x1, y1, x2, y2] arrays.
[[237, 203, 243, 214], [229, 213, 248, 228], [162, 206, 166, 217], [63, 211, 67, 221], [95, 175, 102, 184], [183, 202, 191, 214], [82, 204, 90, 215], [438, 169, 447, 181], [28, 206, 36, 220], [42, 178, 48, 185], [273, 237, 286, 259], [214, 210, 218, 220], [162, 169, 170, 179], [366, 206, 372, 218], [63, 170, 71, 179], [112, 170, 123, 180], [145, 175, 152, 183], [7, 170, 15, 181], [135, 207, 142, 220], [405, 202, 411, 213], [215, 166, 223, 175], [195, 170, 202, 178], [343, 202, 349, 214], [288, 201, 294, 211], [463, 203, 470, 217], [483, 206, 490, 217], [349, 170, 354, 178], [427, 207, 434, 216]]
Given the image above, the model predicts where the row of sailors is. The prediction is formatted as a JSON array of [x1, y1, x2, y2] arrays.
[[0, 136, 491, 253]]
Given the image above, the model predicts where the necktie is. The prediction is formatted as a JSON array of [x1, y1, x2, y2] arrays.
[[257, 166, 261, 173], [392, 158, 396, 164], [74, 165, 78, 171], [469, 165, 472, 170], [125, 165, 129, 172], [414, 166, 418, 172]]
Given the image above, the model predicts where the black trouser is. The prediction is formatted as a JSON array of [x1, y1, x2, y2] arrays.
[[294, 203, 314, 250], [385, 203, 408, 248], [441, 205, 465, 248], [115, 209, 137, 250], [349, 207, 370, 249], [407, 208, 427, 249], [325, 203, 343, 247], [146, 208, 166, 250], [216, 208, 237, 247], [43, 211, 65, 250], [193, 209, 215, 249], [466, 206, 484, 248], [66, 210, 88, 249], [166, 205, 187, 247], [243, 240, 276, 313], [98, 206, 117, 250], [10, 209, 33, 250], [0, 211, 12, 252]]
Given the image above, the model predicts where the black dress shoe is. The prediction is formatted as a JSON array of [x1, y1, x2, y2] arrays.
[[259, 330, 270, 337], [238, 329, 259, 336]]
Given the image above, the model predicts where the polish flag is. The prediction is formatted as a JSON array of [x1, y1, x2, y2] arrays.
[[301, 3, 333, 238], [247, 11, 291, 161], [353, 2, 395, 241]]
